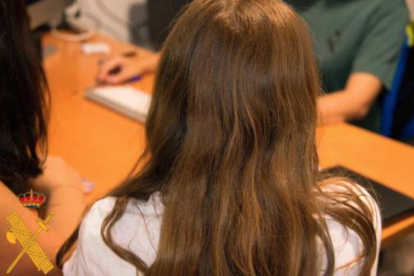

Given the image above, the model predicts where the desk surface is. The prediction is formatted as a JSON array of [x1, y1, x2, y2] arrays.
[[43, 34, 414, 248]]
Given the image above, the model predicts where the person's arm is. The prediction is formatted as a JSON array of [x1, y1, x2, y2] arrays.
[[0, 157, 85, 276], [318, 73, 382, 124], [319, 0, 408, 126], [34, 157, 86, 240], [0, 184, 63, 276], [0, 157, 86, 276]]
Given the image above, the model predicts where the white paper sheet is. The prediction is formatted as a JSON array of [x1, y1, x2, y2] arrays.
[[86, 86, 151, 122]]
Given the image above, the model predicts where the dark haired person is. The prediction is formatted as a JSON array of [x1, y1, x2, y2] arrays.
[[0, 0, 86, 275], [98, 0, 408, 133], [61, 0, 381, 275]]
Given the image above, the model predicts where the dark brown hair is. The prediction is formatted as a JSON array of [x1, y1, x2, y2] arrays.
[[0, 0, 49, 194], [58, 0, 377, 275]]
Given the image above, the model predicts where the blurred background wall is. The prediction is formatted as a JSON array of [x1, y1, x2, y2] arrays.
[[77, 0, 151, 47]]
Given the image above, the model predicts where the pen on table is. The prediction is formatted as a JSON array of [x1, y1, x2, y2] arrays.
[[127, 75, 142, 82]]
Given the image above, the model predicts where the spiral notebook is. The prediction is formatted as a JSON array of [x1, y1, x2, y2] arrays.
[[85, 86, 151, 122]]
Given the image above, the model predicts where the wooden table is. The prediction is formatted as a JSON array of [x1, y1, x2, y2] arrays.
[[44, 34, 152, 198], [43, 34, 414, 249]]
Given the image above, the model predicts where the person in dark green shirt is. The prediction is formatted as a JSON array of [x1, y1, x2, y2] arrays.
[[97, 0, 409, 132], [288, 0, 409, 132]]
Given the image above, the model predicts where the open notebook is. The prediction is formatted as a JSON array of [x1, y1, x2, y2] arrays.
[[86, 86, 151, 122]]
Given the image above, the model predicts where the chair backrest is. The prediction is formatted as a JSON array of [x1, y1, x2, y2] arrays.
[[380, 20, 414, 140]]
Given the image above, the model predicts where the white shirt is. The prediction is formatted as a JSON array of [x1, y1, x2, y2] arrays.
[[63, 185, 381, 276]]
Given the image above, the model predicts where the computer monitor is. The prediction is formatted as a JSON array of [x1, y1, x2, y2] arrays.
[[26, 0, 67, 30]]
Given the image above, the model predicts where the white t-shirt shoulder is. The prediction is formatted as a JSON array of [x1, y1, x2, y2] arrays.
[[63, 185, 381, 276], [63, 193, 163, 276], [318, 183, 382, 276]]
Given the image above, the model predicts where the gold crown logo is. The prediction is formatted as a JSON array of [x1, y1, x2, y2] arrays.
[[18, 189, 46, 209]]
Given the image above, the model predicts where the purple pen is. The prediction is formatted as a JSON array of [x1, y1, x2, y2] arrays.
[[127, 75, 142, 83]]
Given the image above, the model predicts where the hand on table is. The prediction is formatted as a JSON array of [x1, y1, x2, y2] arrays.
[[98, 52, 160, 85], [33, 156, 84, 192]]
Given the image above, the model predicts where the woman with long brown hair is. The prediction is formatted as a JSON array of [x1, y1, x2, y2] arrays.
[[60, 0, 381, 275]]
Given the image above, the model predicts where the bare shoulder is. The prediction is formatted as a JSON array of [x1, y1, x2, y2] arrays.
[[0, 183, 63, 276]]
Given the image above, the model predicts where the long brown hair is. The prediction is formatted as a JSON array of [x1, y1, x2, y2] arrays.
[[58, 0, 377, 275]]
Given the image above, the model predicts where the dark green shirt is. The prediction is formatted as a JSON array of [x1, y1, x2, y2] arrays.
[[287, 0, 409, 132]]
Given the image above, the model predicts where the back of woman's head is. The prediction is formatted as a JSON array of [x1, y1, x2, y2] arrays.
[[147, 0, 320, 182], [58, 0, 377, 275], [140, 1, 324, 275], [0, 0, 48, 194]]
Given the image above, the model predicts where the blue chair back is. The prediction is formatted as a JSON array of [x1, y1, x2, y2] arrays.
[[381, 23, 414, 140]]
